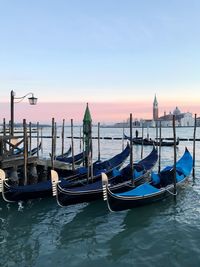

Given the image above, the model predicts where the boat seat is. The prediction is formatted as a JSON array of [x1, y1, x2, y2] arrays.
[[134, 164, 144, 172], [176, 173, 184, 182], [112, 168, 121, 177], [159, 170, 173, 187], [117, 183, 160, 197], [133, 169, 143, 179], [151, 171, 160, 185], [77, 166, 87, 175]]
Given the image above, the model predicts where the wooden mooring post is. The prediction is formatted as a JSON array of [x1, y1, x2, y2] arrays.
[[158, 121, 162, 173], [54, 122, 57, 158], [3, 118, 7, 153], [98, 122, 101, 162], [61, 119, 65, 157], [29, 122, 32, 153], [40, 124, 43, 156], [37, 122, 40, 158], [51, 118, 55, 170], [141, 122, 144, 159], [90, 130, 94, 182], [130, 113, 134, 185], [155, 120, 158, 150], [23, 119, 28, 185], [172, 115, 177, 197], [79, 127, 82, 152], [122, 121, 125, 151], [193, 114, 197, 179], [71, 119, 75, 171]]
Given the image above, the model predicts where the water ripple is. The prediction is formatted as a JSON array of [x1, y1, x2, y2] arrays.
[[1, 127, 200, 266]]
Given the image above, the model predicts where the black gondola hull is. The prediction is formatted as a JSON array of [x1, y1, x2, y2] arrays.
[[56, 172, 149, 206], [106, 190, 170, 211], [57, 189, 102, 206], [104, 148, 192, 212], [3, 186, 51, 202]]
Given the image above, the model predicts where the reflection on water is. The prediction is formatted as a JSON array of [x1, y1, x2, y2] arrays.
[[1, 127, 200, 267]]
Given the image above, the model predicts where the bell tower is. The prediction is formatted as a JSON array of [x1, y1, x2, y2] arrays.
[[153, 94, 158, 120]]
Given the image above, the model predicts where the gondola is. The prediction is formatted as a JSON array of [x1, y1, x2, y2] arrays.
[[124, 134, 179, 146], [14, 142, 42, 156], [51, 147, 158, 206], [56, 149, 84, 165], [102, 147, 192, 212], [55, 145, 72, 159], [0, 143, 130, 202]]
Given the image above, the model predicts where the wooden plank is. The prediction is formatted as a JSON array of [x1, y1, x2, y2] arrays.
[[1, 156, 38, 169]]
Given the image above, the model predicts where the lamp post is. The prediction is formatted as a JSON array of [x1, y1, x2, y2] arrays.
[[10, 90, 38, 136]]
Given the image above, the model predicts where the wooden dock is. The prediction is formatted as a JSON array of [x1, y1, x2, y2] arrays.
[[0, 155, 38, 169]]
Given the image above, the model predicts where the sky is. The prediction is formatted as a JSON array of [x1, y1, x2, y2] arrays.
[[0, 0, 200, 124]]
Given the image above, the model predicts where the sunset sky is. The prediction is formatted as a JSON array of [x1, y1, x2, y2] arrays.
[[0, 0, 200, 124]]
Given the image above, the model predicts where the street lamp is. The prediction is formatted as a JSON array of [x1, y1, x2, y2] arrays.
[[10, 90, 38, 135]]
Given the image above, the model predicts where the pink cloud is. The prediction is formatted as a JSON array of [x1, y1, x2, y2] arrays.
[[0, 101, 199, 125]]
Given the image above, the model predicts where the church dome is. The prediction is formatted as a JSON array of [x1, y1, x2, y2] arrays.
[[173, 106, 181, 115]]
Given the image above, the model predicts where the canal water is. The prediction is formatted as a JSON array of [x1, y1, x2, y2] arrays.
[[1, 126, 200, 267]]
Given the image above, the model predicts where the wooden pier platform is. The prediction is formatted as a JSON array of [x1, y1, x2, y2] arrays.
[[0, 155, 38, 169], [37, 158, 76, 170]]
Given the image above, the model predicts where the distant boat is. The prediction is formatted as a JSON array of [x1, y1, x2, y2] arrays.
[[102, 147, 192, 212], [124, 134, 179, 147]]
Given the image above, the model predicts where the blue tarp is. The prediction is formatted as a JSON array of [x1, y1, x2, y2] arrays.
[[151, 172, 160, 185], [134, 169, 143, 179], [116, 183, 160, 197], [176, 149, 193, 176]]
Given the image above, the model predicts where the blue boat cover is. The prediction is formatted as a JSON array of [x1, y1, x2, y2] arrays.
[[66, 180, 102, 192], [77, 166, 87, 175], [161, 149, 192, 177], [151, 171, 160, 185], [176, 149, 193, 176], [134, 169, 143, 179], [112, 168, 121, 177], [116, 183, 160, 197], [176, 173, 184, 182]]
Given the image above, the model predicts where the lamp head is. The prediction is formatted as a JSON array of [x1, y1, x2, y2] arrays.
[[28, 95, 38, 105]]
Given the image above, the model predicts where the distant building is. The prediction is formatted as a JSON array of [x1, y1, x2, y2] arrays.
[[140, 119, 152, 128], [159, 107, 194, 127], [113, 95, 195, 128], [196, 117, 200, 127], [153, 94, 159, 121]]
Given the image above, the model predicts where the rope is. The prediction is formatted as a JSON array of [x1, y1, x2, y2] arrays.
[[165, 187, 177, 196]]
